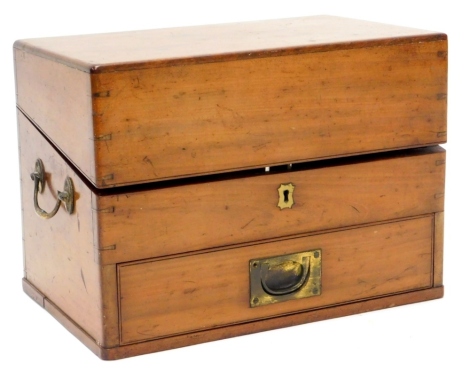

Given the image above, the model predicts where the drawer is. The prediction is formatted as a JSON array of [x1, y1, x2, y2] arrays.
[[98, 147, 445, 264], [118, 215, 434, 344]]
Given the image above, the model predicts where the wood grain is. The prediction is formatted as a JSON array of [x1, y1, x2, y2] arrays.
[[14, 50, 95, 183], [18, 111, 108, 346], [13, 15, 445, 73], [15, 15, 447, 359], [14, 16, 447, 187], [90, 40, 447, 186], [107, 287, 444, 360], [97, 147, 445, 264], [22, 277, 443, 360], [434, 211, 444, 287], [119, 216, 433, 344], [100, 264, 120, 347]]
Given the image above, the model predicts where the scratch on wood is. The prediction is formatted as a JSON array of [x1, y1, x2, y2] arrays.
[[77, 213, 80, 232], [80, 268, 88, 293], [252, 142, 271, 151], [436, 131, 446, 138], [436, 93, 447, 100], [136, 324, 160, 336], [143, 156, 155, 168], [350, 205, 360, 213], [434, 193, 444, 199], [241, 218, 255, 229], [435, 159, 446, 166], [216, 103, 243, 118]]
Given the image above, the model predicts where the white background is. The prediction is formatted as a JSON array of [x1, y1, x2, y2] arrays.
[[1, 1, 468, 369]]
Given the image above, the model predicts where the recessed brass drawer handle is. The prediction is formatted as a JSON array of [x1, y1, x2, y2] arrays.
[[250, 250, 321, 307], [260, 257, 310, 295], [30, 159, 74, 219]]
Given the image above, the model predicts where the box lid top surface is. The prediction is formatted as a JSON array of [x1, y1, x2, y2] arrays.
[[14, 15, 444, 73], [15, 15, 447, 189]]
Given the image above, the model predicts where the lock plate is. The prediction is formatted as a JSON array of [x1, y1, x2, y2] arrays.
[[278, 183, 295, 209], [250, 250, 322, 307]]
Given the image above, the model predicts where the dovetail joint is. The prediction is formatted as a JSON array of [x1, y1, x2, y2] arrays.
[[100, 174, 114, 181], [94, 134, 112, 141], [95, 206, 115, 213], [93, 90, 110, 98], [99, 245, 116, 251]]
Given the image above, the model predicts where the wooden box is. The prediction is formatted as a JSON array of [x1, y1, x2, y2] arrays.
[[14, 16, 447, 360]]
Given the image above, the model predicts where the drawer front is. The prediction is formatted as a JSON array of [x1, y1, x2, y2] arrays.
[[98, 147, 445, 264], [118, 215, 434, 344]]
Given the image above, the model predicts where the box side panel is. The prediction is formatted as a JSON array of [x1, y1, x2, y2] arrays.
[[119, 216, 433, 344], [18, 111, 105, 345], [14, 49, 96, 184], [97, 147, 445, 264], [433, 211, 444, 286], [92, 40, 447, 187]]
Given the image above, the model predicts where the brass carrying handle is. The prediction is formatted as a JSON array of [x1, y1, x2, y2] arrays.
[[260, 256, 310, 296], [30, 159, 74, 219]]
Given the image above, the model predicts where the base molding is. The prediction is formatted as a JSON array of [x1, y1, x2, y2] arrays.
[[22, 278, 444, 360]]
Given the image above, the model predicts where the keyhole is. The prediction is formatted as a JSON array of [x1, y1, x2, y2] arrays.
[[277, 183, 295, 210], [283, 189, 289, 203]]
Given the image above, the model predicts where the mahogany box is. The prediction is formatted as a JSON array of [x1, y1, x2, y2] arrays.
[[14, 15, 447, 359]]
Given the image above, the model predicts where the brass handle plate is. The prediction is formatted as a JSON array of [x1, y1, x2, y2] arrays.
[[250, 250, 321, 307], [30, 159, 74, 219]]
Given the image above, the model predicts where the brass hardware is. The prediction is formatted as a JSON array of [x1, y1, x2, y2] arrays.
[[277, 183, 295, 210], [250, 250, 321, 307], [30, 159, 74, 219]]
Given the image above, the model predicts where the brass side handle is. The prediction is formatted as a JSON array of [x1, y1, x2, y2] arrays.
[[250, 250, 322, 307], [30, 159, 74, 219]]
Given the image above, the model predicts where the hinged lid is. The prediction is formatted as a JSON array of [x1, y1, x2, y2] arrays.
[[14, 15, 447, 188]]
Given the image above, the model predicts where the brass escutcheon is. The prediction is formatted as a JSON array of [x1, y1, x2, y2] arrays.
[[278, 183, 295, 210], [250, 250, 322, 307]]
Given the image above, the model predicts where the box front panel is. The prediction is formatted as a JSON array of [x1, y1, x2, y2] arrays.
[[92, 40, 447, 187], [118, 215, 433, 344], [97, 147, 445, 264]]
